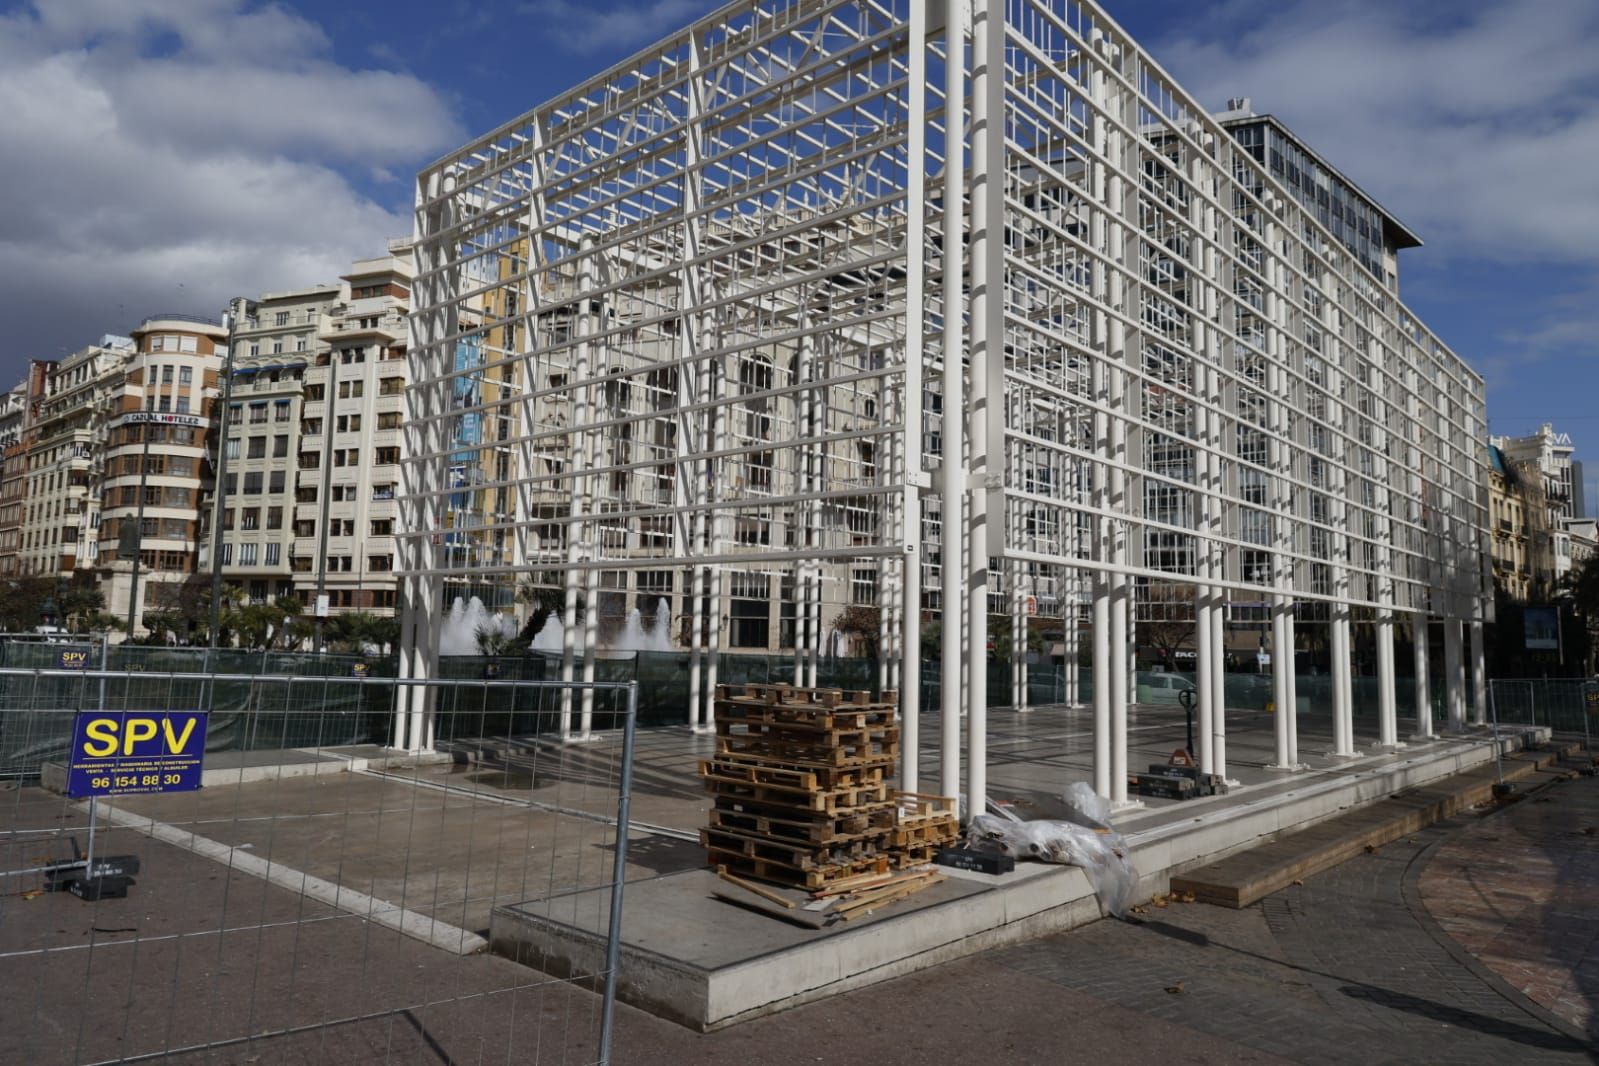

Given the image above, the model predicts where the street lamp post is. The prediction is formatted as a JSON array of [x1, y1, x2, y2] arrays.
[[209, 298, 253, 648]]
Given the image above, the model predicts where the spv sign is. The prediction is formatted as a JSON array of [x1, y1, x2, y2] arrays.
[[57, 648, 90, 670], [66, 711, 208, 798]]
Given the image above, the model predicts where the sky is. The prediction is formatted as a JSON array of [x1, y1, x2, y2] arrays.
[[2, 0, 1597, 502]]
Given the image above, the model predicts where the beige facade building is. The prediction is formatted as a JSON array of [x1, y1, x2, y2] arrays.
[[21, 339, 132, 579], [291, 244, 412, 619], [207, 285, 339, 608], [97, 316, 227, 636]]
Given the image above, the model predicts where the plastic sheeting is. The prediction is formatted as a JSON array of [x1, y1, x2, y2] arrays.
[[967, 785, 1138, 918]]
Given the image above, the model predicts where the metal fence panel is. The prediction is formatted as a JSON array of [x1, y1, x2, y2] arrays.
[[0, 669, 637, 1065]]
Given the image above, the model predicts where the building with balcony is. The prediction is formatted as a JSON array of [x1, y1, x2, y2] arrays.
[[21, 339, 132, 579], [0, 363, 50, 578], [291, 243, 412, 619], [1494, 423, 1581, 584], [204, 284, 339, 608], [97, 316, 227, 636]]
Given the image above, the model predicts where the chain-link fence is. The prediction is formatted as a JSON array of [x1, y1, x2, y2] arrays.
[[0, 669, 638, 1065], [1488, 678, 1599, 743]]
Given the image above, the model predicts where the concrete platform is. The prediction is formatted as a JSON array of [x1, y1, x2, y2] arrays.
[[487, 712, 1554, 1031]]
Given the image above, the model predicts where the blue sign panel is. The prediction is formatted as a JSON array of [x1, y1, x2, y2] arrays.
[[57, 648, 91, 670], [65, 711, 208, 798]]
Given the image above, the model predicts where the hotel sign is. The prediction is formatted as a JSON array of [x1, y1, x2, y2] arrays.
[[117, 412, 208, 429]]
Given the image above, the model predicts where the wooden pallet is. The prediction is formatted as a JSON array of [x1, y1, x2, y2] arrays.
[[715, 734, 899, 769], [702, 753, 889, 790], [712, 851, 892, 891], [709, 799, 896, 844], [716, 683, 898, 711], [703, 776, 891, 813], [701, 824, 888, 866]]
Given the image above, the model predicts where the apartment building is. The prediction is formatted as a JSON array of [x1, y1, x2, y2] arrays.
[[207, 284, 339, 606], [1494, 423, 1581, 583], [0, 364, 49, 577], [1487, 444, 1543, 601], [97, 316, 227, 635], [291, 244, 412, 618], [21, 339, 133, 579]]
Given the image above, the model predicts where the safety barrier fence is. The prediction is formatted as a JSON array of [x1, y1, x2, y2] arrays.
[[0, 670, 637, 1065]]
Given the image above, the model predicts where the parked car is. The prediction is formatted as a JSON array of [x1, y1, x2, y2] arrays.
[[1137, 671, 1197, 706]]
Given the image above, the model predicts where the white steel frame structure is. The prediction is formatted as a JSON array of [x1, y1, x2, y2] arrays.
[[400, 0, 1491, 812]]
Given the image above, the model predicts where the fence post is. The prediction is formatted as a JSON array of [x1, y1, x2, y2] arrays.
[[598, 680, 638, 1065]]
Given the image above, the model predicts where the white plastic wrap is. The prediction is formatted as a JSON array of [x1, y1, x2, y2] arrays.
[[967, 801, 1138, 919], [1061, 780, 1113, 831]]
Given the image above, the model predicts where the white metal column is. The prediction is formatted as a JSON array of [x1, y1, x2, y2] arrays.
[[1413, 614, 1434, 737], [1376, 609, 1398, 749], [1444, 616, 1466, 732], [965, 0, 1003, 818], [1469, 620, 1487, 727], [938, 0, 966, 807], [899, 0, 927, 793]]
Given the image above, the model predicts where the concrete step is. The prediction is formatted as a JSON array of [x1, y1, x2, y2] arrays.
[[1169, 742, 1577, 909]]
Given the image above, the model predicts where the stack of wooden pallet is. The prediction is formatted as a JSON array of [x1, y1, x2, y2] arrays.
[[699, 682, 958, 891], [888, 791, 961, 868]]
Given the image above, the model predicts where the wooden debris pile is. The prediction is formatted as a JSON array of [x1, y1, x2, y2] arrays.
[[699, 683, 959, 909]]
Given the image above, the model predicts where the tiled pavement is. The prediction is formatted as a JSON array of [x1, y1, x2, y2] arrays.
[[984, 781, 1598, 1065], [1421, 768, 1599, 1041]]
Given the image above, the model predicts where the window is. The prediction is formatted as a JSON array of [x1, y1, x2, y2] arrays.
[[180, 366, 192, 386], [374, 446, 399, 465], [241, 508, 259, 531], [269, 470, 286, 493], [338, 380, 363, 399], [304, 384, 324, 402], [249, 403, 268, 424], [161, 366, 174, 384], [247, 437, 266, 459], [369, 519, 392, 536], [302, 418, 322, 436], [379, 377, 405, 397], [372, 484, 395, 500], [176, 397, 190, 414], [239, 542, 258, 565], [265, 543, 281, 565], [729, 572, 770, 648], [221, 542, 232, 565], [242, 472, 263, 494], [225, 439, 240, 461], [294, 520, 315, 538], [275, 312, 290, 326], [275, 401, 291, 422], [377, 411, 401, 430], [368, 555, 392, 572], [299, 453, 320, 470], [267, 506, 283, 530], [337, 414, 361, 433], [273, 435, 288, 458]]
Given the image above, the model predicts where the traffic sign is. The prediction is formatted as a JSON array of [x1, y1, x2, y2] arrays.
[[65, 711, 208, 798]]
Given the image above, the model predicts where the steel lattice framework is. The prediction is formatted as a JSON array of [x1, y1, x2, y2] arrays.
[[400, 0, 1491, 810]]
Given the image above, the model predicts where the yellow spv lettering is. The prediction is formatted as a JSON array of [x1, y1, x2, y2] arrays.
[[82, 718, 119, 758], [123, 718, 157, 755], [162, 717, 197, 754]]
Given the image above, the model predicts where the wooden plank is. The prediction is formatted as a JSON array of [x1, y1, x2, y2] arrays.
[[717, 865, 797, 909]]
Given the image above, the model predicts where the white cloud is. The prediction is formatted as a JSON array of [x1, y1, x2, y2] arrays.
[[1150, 0, 1599, 268], [0, 0, 464, 365], [519, 0, 709, 54]]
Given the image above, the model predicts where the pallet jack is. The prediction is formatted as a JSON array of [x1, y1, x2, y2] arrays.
[[1127, 687, 1228, 801]]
